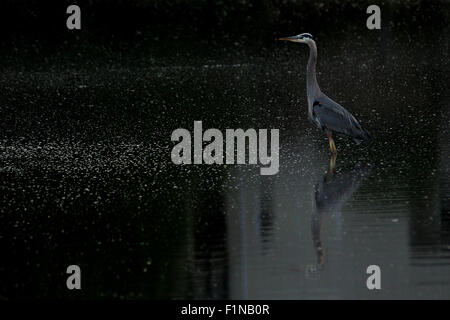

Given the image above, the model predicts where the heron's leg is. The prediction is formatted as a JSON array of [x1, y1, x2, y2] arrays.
[[326, 131, 337, 155], [329, 153, 337, 175], [331, 138, 337, 154]]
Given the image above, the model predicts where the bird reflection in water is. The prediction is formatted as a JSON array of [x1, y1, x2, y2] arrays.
[[307, 154, 371, 276]]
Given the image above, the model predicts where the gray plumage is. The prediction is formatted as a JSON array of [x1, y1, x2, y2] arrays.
[[280, 33, 372, 148], [312, 95, 372, 143]]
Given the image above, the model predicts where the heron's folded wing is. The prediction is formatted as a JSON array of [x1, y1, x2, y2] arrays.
[[314, 95, 364, 138]]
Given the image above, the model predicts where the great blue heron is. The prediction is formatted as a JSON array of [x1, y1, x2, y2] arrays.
[[279, 33, 372, 154]]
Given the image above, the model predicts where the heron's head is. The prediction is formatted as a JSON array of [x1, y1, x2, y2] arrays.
[[279, 33, 314, 44]]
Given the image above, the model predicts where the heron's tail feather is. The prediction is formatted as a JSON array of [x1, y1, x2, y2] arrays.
[[361, 128, 373, 141], [353, 127, 373, 144]]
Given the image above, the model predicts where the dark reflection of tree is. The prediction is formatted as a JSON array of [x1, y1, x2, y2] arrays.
[[406, 22, 449, 254], [439, 93, 450, 246], [259, 179, 275, 250], [308, 157, 371, 273], [184, 186, 228, 299]]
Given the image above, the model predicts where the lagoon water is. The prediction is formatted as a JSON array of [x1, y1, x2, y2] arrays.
[[0, 25, 449, 299]]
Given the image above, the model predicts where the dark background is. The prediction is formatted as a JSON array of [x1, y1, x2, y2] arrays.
[[0, 0, 448, 67], [0, 0, 449, 300]]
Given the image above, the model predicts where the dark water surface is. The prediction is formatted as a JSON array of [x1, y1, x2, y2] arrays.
[[1, 27, 449, 299]]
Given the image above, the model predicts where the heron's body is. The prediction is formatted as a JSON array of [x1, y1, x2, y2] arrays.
[[280, 33, 372, 153], [310, 92, 371, 143]]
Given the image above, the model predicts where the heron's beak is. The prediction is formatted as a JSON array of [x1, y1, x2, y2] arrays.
[[278, 35, 302, 42]]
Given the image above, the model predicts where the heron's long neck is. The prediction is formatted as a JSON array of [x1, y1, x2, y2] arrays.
[[307, 41, 320, 98]]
